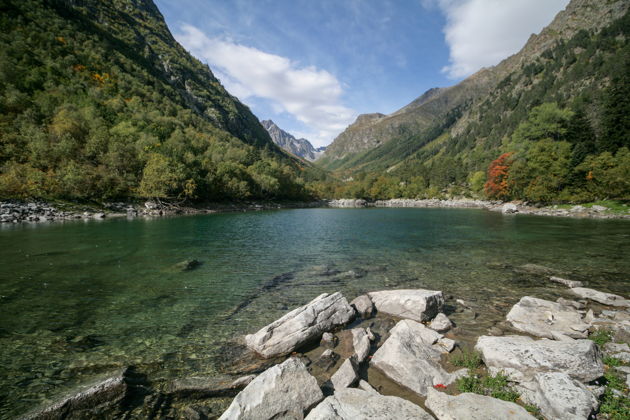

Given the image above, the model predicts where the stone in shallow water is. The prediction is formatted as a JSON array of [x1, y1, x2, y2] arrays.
[[475, 335, 603, 383], [350, 294, 374, 318], [351, 328, 371, 362], [167, 375, 250, 399], [218, 358, 323, 420], [429, 313, 453, 333], [245, 292, 355, 358], [23, 369, 129, 419], [330, 357, 359, 390], [570, 287, 630, 307], [370, 319, 466, 397], [549, 276, 583, 288], [517, 372, 598, 420], [506, 296, 589, 339], [425, 388, 535, 420], [305, 388, 433, 420], [367, 289, 444, 322]]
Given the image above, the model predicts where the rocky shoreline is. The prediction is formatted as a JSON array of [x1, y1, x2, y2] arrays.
[[329, 198, 630, 220], [1, 198, 628, 225], [22, 275, 630, 419]]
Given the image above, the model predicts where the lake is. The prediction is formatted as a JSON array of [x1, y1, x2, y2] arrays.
[[1, 208, 629, 417]]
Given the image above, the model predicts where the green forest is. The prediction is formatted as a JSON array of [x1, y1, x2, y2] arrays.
[[0, 0, 628, 205]]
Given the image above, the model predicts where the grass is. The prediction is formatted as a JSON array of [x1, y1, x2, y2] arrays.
[[604, 356, 626, 367], [599, 371, 630, 419], [456, 372, 520, 403], [555, 200, 629, 214], [450, 349, 483, 370], [589, 329, 614, 346]]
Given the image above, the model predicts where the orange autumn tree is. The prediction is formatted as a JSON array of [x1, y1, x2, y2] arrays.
[[484, 152, 514, 199]]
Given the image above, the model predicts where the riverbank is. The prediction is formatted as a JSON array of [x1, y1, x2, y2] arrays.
[[2, 197, 628, 225], [329, 198, 630, 220], [23, 272, 630, 419]]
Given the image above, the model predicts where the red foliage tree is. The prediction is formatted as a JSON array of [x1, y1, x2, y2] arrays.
[[484, 152, 513, 199]]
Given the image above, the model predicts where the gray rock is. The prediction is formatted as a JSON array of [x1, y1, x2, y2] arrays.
[[219, 358, 323, 420], [245, 292, 355, 358], [350, 295, 374, 318], [570, 287, 630, 307], [358, 380, 378, 394], [167, 375, 249, 398], [437, 337, 456, 352], [429, 313, 453, 333], [611, 352, 630, 363], [367, 289, 444, 322], [591, 205, 608, 212], [425, 388, 535, 420], [550, 276, 583, 288], [174, 259, 202, 272], [93, 212, 106, 219], [556, 297, 585, 310], [320, 332, 337, 348], [517, 372, 598, 420], [475, 335, 603, 383], [305, 388, 433, 420], [370, 320, 467, 397], [330, 357, 359, 390], [315, 349, 339, 371], [506, 296, 589, 339], [23, 369, 128, 419], [604, 342, 630, 353], [501, 203, 519, 214], [351, 328, 371, 362]]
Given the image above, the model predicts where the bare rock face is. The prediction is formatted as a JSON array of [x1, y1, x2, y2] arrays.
[[475, 335, 603, 383], [367, 289, 444, 322], [218, 358, 323, 420], [245, 292, 355, 358], [305, 388, 433, 420], [425, 388, 535, 420], [506, 296, 590, 339], [517, 372, 599, 420], [570, 287, 630, 307], [370, 320, 466, 397]]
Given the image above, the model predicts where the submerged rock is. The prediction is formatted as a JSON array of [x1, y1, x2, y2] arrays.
[[167, 375, 252, 399], [245, 292, 355, 358], [370, 320, 466, 397], [174, 259, 202, 272], [305, 388, 433, 420], [350, 295, 374, 318], [24, 369, 129, 419], [475, 335, 603, 383], [517, 372, 599, 420], [315, 349, 339, 371], [549, 276, 583, 288], [506, 296, 589, 339], [569, 287, 630, 307], [425, 388, 535, 420], [367, 289, 444, 322], [218, 358, 323, 420]]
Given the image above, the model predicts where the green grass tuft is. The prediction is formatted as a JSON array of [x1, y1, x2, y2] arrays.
[[456, 372, 520, 403], [451, 349, 483, 370], [599, 371, 630, 419], [589, 329, 614, 346]]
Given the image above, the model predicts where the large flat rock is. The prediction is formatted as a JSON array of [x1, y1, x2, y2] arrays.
[[506, 296, 589, 339], [475, 335, 603, 383], [569, 287, 630, 307], [517, 372, 598, 420], [425, 388, 535, 420], [370, 319, 466, 397], [219, 358, 323, 420], [245, 292, 355, 358], [305, 388, 433, 420], [367, 289, 443, 322]]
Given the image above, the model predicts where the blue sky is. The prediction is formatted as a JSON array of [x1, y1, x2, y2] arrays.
[[155, 0, 569, 147]]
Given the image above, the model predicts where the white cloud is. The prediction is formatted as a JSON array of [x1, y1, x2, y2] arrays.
[[175, 24, 356, 147], [426, 0, 570, 79]]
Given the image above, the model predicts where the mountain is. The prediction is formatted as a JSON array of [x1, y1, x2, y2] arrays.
[[318, 0, 630, 203], [0, 0, 311, 201], [261, 120, 324, 161]]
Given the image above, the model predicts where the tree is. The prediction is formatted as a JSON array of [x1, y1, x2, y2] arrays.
[[484, 153, 513, 199], [137, 153, 185, 199], [512, 103, 573, 143]]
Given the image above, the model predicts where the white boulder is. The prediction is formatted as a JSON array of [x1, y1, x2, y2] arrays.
[[367, 289, 444, 322], [425, 388, 535, 420], [506, 296, 589, 339]]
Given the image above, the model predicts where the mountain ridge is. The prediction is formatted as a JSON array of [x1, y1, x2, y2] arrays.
[[261, 120, 324, 161]]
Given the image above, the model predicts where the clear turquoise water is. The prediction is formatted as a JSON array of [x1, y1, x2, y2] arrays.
[[1, 208, 629, 416]]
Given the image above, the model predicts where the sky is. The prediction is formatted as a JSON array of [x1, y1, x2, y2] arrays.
[[155, 0, 570, 147]]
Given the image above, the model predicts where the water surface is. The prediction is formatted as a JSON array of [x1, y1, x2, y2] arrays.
[[1, 208, 629, 416]]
